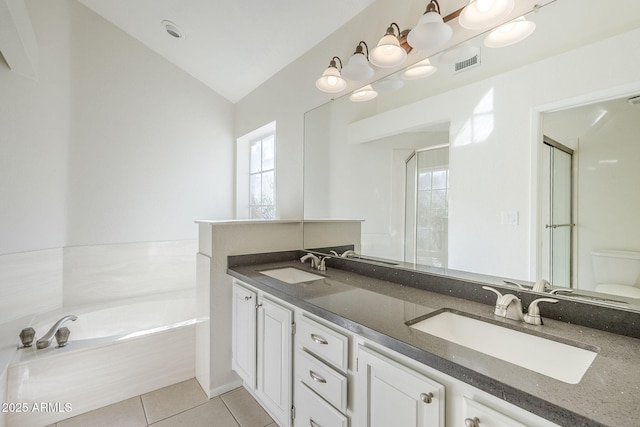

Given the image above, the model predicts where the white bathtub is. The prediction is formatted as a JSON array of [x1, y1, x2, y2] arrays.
[[5, 292, 197, 427]]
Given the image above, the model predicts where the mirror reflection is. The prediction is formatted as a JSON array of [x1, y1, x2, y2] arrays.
[[303, 0, 640, 309]]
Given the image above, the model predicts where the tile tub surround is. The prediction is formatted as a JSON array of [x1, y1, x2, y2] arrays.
[[0, 248, 63, 325], [63, 240, 197, 307], [228, 253, 640, 427]]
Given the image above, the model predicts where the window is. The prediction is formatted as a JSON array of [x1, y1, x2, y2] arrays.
[[236, 121, 277, 219], [249, 134, 276, 219]]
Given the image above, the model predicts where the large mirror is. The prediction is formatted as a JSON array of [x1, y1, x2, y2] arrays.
[[303, 0, 640, 309]]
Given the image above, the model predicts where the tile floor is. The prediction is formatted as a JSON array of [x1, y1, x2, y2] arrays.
[[49, 379, 275, 427]]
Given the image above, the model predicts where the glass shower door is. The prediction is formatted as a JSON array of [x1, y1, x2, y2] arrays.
[[542, 137, 573, 287], [405, 146, 449, 266]]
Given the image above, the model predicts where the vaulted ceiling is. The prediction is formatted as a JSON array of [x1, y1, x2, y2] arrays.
[[78, 0, 374, 103]]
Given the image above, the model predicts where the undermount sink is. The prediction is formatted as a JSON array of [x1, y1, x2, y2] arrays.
[[408, 310, 598, 384], [259, 267, 324, 284]]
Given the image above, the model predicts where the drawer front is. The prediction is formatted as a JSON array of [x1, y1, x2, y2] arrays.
[[295, 349, 348, 412], [297, 315, 348, 372], [463, 396, 529, 427], [295, 381, 348, 427]]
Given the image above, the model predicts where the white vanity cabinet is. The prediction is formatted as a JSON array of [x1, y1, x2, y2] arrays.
[[356, 346, 445, 427], [231, 278, 561, 427], [231, 280, 293, 427]]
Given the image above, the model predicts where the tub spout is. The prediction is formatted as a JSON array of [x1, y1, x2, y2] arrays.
[[36, 315, 78, 349]]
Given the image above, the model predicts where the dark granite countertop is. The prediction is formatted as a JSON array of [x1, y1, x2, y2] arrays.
[[228, 257, 640, 427]]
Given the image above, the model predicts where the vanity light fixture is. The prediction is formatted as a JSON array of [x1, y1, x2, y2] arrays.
[[484, 16, 536, 47], [407, 0, 452, 51], [459, 0, 515, 30], [315, 56, 347, 93], [342, 41, 375, 81], [402, 58, 437, 80], [369, 23, 408, 68], [349, 85, 378, 102]]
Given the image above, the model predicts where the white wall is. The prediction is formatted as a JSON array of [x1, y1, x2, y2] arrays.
[[65, 1, 233, 246], [0, 0, 71, 255], [0, 0, 234, 256]]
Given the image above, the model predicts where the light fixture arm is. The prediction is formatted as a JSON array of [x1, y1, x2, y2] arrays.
[[385, 22, 402, 38], [425, 0, 441, 14], [354, 41, 370, 59], [329, 56, 343, 70]]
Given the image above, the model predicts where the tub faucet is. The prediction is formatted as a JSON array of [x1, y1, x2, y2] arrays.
[[36, 315, 78, 349], [482, 286, 524, 321]]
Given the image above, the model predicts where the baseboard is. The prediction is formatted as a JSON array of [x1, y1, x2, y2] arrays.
[[209, 379, 243, 398]]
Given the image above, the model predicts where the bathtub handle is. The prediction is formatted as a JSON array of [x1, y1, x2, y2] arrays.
[[244, 295, 252, 301]]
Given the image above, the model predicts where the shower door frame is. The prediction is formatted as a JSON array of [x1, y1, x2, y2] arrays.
[[541, 135, 575, 288]]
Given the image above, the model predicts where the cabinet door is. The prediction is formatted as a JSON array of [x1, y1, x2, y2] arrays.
[[357, 346, 445, 427], [232, 283, 257, 388], [257, 297, 293, 427]]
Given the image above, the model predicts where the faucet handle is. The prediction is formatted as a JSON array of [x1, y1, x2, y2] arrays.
[[524, 297, 558, 325], [318, 256, 331, 271], [549, 288, 573, 295]]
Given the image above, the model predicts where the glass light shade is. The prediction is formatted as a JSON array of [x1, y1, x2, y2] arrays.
[[341, 53, 375, 81], [349, 85, 378, 102], [459, 0, 515, 30], [407, 12, 453, 51], [315, 66, 347, 93], [484, 17, 536, 48], [437, 44, 479, 64], [370, 34, 407, 68], [402, 59, 437, 80]]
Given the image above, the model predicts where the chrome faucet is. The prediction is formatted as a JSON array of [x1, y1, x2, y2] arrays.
[[482, 286, 524, 321], [36, 315, 77, 349], [329, 249, 357, 258], [300, 253, 330, 271], [532, 279, 551, 293], [524, 298, 558, 325]]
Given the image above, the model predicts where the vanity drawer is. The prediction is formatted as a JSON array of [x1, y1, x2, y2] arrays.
[[295, 349, 347, 412], [463, 396, 528, 427], [297, 315, 349, 372], [294, 381, 347, 427]]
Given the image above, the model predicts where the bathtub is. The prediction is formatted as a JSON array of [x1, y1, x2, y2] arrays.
[[5, 291, 197, 427]]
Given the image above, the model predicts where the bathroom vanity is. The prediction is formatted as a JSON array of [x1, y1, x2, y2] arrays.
[[227, 251, 640, 427]]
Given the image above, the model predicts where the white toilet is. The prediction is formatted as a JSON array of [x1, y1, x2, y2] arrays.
[[592, 249, 640, 298]]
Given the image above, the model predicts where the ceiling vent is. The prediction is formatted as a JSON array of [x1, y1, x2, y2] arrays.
[[454, 53, 481, 74]]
